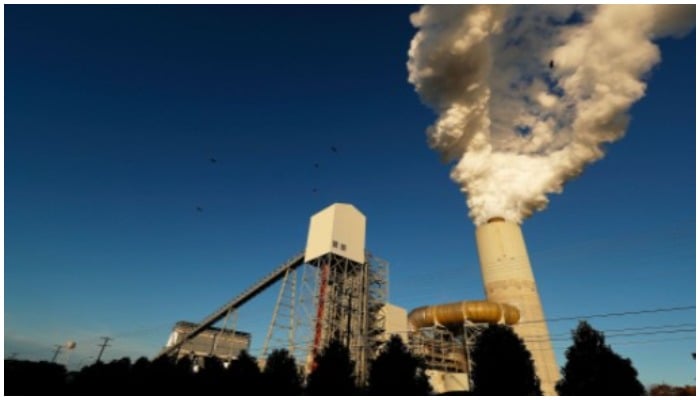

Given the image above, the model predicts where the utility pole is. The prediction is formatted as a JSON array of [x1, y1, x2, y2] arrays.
[[51, 345, 63, 363], [96, 337, 112, 363]]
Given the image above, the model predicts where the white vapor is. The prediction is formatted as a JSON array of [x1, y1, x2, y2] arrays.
[[407, 5, 695, 225]]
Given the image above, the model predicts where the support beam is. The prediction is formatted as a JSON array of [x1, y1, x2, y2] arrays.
[[154, 251, 305, 360]]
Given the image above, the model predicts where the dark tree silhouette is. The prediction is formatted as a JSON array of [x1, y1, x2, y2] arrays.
[[305, 339, 357, 395], [470, 324, 542, 395], [262, 349, 303, 395], [71, 357, 133, 395], [556, 320, 645, 395], [367, 335, 432, 395], [226, 350, 262, 395], [128, 357, 151, 394], [5, 360, 68, 395], [171, 356, 197, 395], [195, 356, 227, 394]]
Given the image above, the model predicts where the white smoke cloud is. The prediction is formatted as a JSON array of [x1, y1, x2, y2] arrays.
[[408, 5, 695, 225]]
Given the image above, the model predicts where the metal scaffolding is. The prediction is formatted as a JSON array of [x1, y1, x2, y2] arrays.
[[156, 247, 388, 386], [296, 251, 388, 384], [410, 326, 467, 373], [260, 262, 320, 366], [407, 321, 488, 391]]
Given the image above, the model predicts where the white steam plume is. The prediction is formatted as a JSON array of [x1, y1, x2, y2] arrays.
[[408, 5, 695, 225]]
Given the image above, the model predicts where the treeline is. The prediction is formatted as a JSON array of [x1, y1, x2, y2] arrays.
[[5, 335, 430, 396], [5, 321, 692, 395], [466, 321, 692, 396]]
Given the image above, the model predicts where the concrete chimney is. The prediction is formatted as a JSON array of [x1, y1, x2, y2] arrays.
[[475, 218, 559, 395]]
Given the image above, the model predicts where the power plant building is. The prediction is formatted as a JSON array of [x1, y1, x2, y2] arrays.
[[407, 300, 520, 393], [156, 203, 387, 385], [165, 321, 251, 362], [380, 303, 408, 343], [157, 204, 558, 395]]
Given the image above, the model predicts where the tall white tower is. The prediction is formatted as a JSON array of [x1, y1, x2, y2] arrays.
[[304, 203, 366, 265], [303, 203, 387, 384], [475, 217, 559, 395]]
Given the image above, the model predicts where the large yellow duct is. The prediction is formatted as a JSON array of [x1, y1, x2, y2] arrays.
[[408, 300, 520, 330]]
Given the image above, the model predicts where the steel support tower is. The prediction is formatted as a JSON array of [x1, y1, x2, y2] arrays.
[[302, 251, 387, 384], [156, 203, 388, 385]]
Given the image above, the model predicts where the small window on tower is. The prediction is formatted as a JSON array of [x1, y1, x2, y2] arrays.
[[340, 244, 347, 251], [332, 241, 338, 248]]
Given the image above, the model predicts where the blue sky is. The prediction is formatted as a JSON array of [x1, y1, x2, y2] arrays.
[[5, 5, 695, 386]]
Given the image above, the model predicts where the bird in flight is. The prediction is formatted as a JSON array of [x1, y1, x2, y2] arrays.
[[330, 146, 337, 153], [196, 206, 203, 212], [209, 157, 217, 164], [314, 163, 319, 168]]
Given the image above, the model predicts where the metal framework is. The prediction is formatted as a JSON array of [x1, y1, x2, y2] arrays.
[[293, 263, 321, 365], [156, 249, 388, 386], [262, 267, 296, 357], [260, 262, 321, 366], [410, 326, 467, 373], [155, 252, 305, 360], [407, 321, 488, 391], [210, 307, 240, 361], [461, 322, 486, 389], [299, 251, 388, 384]]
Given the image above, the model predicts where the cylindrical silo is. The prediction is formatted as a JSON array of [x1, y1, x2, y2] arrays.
[[475, 217, 559, 396]]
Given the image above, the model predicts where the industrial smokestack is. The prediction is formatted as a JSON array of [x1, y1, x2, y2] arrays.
[[475, 218, 558, 395], [407, 5, 694, 394], [407, 5, 695, 225]]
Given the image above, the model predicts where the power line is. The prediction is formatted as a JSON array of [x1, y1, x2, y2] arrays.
[[519, 305, 695, 325], [525, 322, 696, 341], [601, 322, 696, 334], [536, 328, 696, 343], [602, 328, 696, 339], [552, 335, 696, 350]]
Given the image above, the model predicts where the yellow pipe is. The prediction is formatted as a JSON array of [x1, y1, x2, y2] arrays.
[[408, 300, 520, 330]]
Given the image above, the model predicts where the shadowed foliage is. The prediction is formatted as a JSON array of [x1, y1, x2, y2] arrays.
[[556, 320, 645, 396], [71, 357, 133, 395], [226, 350, 262, 395], [367, 335, 432, 395], [305, 339, 358, 395], [128, 356, 151, 393], [470, 324, 542, 395], [195, 356, 227, 394], [5, 360, 68, 395], [261, 349, 303, 395]]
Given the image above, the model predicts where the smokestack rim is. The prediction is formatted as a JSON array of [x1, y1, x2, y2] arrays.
[[486, 216, 506, 224]]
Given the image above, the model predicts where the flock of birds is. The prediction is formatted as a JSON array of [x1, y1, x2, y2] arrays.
[[195, 145, 339, 213], [193, 58, 555, 213]]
